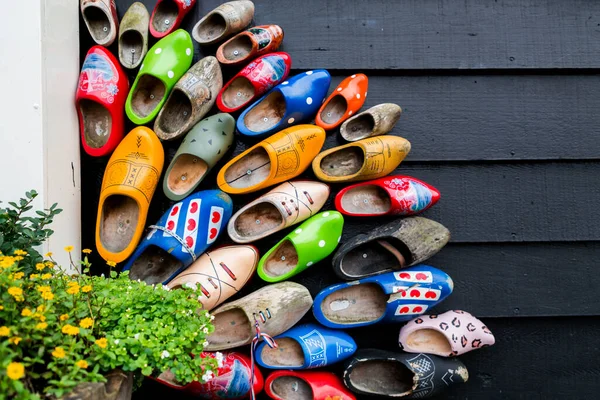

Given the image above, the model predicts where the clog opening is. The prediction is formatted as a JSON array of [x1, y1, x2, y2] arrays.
[[157, 89, 193, 134], [152, 0, 178, 33], [119, 30, 144, 67], [224, 147, 271, 189], [405, 329, 452, 356], [270, 376, 313, 400], [260, 337, 304, 367], [83, 6, 111, 42], [233, 202, 283, 238], [131, 75, 166, 118], [319, 147, 364, 177], [208, 308, 252, 347], [341, 113, 375, 141], [263, 240, 298, 278], [128, 245, 183, 285], [222, 77, 255, 109], [320, 283, 386, 324], [341, 238, 411, 278], [243, 91, 285, 133], [340, 185, 391, 215], [167, 154, 208, 195], [319, 94, 348, 126], [196, 13, 227, 43], [78, 99, 112, 149], [349, 360, 415, 396], [100, 195, 139, 253], [222, 35, 253, 62]]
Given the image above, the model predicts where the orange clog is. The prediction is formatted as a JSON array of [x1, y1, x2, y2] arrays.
[[96, 127, 164, 263], [217, 124, 325, 194], [316, 73, 368, 131]]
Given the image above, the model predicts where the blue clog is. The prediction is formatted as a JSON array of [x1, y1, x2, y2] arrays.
[[313, 265, 453, 329], [255, 323, 356, 369], [122, 190, 233, 285], [236, 70, 331, 137]]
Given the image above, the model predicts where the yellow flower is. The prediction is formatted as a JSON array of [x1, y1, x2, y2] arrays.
[[67, 281, 78, 287], [0, 326, 10, 336], [8, 287, 23, 298], [52, 347, 66, 359], [13, 249, 27, 256], [41, 273, 52, 280], [0, 256, 17, 268], [82, 249, 92, 254], [13, 272, 24, 279], [21, 308, 32, 317], [76, 360, 89, 369], [95, 338, 108, 348], [62, 325, 79, 336], [81, 285, 92, 293], [44, 261, 53, 267], [29, 274, 39, 279], [0, 306, 3, 310], [37, 305, 45, 312], [59, 314, 69, 321], [79, 318, 93, 329], [35, 263, 46, 271], [35, 322, 48, 330], [6, 362, 25, 380], [36, 285, 51, 293], [66, 285, 80, 295], [41, 291, 54, 300], [35, 314, 46, 322], [106, 261, 117, 268], [64, 246, 74, 253], [45, 252, 53, 257], [9, 336, 22, 345], [14, 256, 23, 261]]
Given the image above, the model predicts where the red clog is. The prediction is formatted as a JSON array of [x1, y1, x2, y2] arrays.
[[149, 0, 197, 38], [265, 370, 356, 400], [216, 25, 285, 65], [76, 46, 129, 157], [335, 175, 441, 217], [316, 73, 368, 130]]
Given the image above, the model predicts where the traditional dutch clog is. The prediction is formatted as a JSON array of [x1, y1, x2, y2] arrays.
[[256, 323, 356, 369], [95, 127, 164, 263], [335, 176, 440, 217], [121, 190, 233, 284], [80, 0, 119, 46], [316, 74, 368, 131], [340, 103, 402, 142], [313, 266, 453, 329], [216, 52, 291, 113], [118, 2, 149, 69], [227, 181, 329, 243], [76, 46, 129, 157], [398, 310, 495, 357], [236, 70, 331, 137], [217, 125, 326, 194], [312, 136, 411, 183], [154, 56, 223, 141], [206, 282, 313, 351], [150, 0, 197, 39], [216, 25, 284, 65], [167, 245, 258, 311], [125, 29, 194, 125], [257, 211, 344, 283], [343, 349, 468, 398], [163, 113, 235, 201], [265, 370, 356, 400], [192, 1, 255, 46], [332, 217, 450, 281]]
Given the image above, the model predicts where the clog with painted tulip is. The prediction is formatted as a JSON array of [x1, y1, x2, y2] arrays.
[[313, 266, 453, 329], [95, 127, 164, 263], [217, 52, 291, 113], [236, 70, 331, 137], [121, 190, 233, 285], [265, 370, 356, 400], [257, 211, 344, 283], [316, 73, 368, 130], [80, 0, 119, 46], [125, 29, 194, 125], [192, 1, 255, 45], [340, 103, 402, 141], [312, 136, 411, 183], [217, 125, 326, 194], [76, 46, 129, 157], [118, 2, 149, 69], [150, 0, 197, 39], [216, 25, 284, 65]]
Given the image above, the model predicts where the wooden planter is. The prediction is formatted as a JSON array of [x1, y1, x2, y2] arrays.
[[62, 370, 133, 400]]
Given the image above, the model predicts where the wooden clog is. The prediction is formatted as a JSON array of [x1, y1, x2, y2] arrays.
[[118, 2, 149, 69], [265, 370, 356, 400], [312, 136, 411, 183], [76, 46, 128, 157], [216, 52, 291, 113], [216, 25, 284, 65], [80, 0, 119, 46], [332, 217, 450, 281], [95, 127, 164, 263], [163, 113, 235, 201], [257, 211, 344, 283], [340, 103, 402, 142], [125, 29, 194, 125], [227, 181, 329, 243], [150, 0, 197, 39], [206, 281, 313, 351], [192, 1, 255, 46], [335, 175, 440, 217], [167, 245, 258, 311], [217, 125, 326, 194], [154, 56, 223, 141], [315, 74, 368, 131]]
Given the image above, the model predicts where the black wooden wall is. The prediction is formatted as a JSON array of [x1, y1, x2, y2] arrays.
[[79, 1, 600, 398]]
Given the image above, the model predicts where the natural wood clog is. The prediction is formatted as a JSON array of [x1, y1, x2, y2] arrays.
[[316, 74, 368, 131], [125, 29, 194, 125], [150, 0, 197, 39], [118, 2, 149, 69], [257, 211, 344, 283], [95, 127, 164, 263], [163, 113, 235, 201], [227, 180, 329, 243], [76, 46, 129, 157], [312, 136, 411, 183], [217, 125, 326, 194], [206, 281, 313, 351], [80, 0, 119, 46], [265, 370, 356, 400], [216, 25, 284, 65], [192, 1, 255, 46], [167, 245, 259, 311], [154, 56, 223, 141], [332, 217, 450, 281], [340, 103, 402, 141], [217, 52, 292, 113]]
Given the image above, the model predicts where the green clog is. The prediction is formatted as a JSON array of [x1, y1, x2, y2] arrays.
[[163, 113, 235, 201], [257, 211, 344, 282], [125, 29, 193, 125]]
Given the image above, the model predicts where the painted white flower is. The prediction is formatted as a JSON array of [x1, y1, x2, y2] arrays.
[[201, 370, 214, 383], [107, 83, 119, 96], [182, 0, 192, 8], [161, 350, 170, 359], [215, 352, 224, 368]]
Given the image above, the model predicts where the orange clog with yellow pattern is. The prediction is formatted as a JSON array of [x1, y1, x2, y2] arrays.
[[315, 73, 368, 131]]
